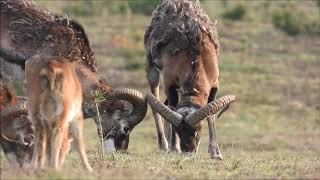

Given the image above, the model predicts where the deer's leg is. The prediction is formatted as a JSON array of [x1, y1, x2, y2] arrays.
[[207, 88, 222, 160], [31, 115, 41, 168], [147, 62, 168, 151], [31, 121, 40, 168], [49, 120, 66, 169], [32, 119, 47, 168], [59, 131, 71, 167], [70, 114, 92, 171], [39, 124, 48, 168]]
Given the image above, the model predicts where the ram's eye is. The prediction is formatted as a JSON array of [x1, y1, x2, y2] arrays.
[[124, 126, 130, 134]]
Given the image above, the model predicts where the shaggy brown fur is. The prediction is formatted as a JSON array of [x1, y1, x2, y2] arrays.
[[1, 0, 147, 153], [0, 0, 96, 72], [144, 0, 228, 158], [144, 0, 219, 64], [0, 83, 15, 108]]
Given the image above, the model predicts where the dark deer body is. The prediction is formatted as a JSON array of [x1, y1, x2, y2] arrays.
[[0, 0, 147, 152], [145, 0, 235, 157]]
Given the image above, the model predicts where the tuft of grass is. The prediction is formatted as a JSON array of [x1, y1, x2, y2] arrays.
[[231, 160, 241, 170]]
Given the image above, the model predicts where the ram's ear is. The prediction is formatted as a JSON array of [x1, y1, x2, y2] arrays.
[[98, 78, 112, 93], [0, 83, 16, 106]]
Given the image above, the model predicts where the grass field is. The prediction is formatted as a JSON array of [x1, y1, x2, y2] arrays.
[[1, 0, 320, 179]]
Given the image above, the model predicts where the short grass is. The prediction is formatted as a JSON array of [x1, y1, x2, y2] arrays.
[[1, 0, 320, 179]]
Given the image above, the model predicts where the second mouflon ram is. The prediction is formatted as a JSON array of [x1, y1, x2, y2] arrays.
[[0, 0, 147, 152], [144, 0, 236, 159]]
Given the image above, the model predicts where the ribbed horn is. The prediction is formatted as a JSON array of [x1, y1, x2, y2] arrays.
[[0, 97, 27, 118], [185, 95, 236, 127], [145, 93, 183, 127], [106, 88, 147, 127]]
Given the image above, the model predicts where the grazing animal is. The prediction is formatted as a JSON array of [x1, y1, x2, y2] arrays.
[[0, 0, 147, 152], [26, 55, 92, 170], [144, 0, 235, 158], [0, 83, 34, 167]]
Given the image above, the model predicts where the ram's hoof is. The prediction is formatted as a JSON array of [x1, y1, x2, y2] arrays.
[[158, 138, 169, 152], [209, 149, 223, 160], [211, 153, 223, 160]]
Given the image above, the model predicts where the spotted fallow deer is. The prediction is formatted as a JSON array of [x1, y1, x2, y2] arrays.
[[26, 55, 92, 171], [144, 0, 235, 159], [0, 0, 147, 152], [0, 83, 34, 167]]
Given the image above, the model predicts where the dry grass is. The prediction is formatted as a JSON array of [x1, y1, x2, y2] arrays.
[[1, 0, 320, 179]]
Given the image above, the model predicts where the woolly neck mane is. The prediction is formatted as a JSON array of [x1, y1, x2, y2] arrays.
[[144, 0, 219, 62]]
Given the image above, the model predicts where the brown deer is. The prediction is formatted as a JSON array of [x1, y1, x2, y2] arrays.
[[0, 83, 34, 167], [144, 0, 235, 159], [26, 55, 92, 170], [0, 0, 147, 152]]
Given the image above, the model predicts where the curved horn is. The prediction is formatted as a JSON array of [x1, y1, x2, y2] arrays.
[[145, 93, 183, 127], [1, 132, 29, 146], [0, 48, 28, 68], [185, 95, 236, 127], [0, 97, 27, 118], [1, 112, 33, 147], [106, 88, 147, 127]]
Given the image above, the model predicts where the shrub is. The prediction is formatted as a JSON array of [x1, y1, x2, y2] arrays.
[[305, 21, 320, 36], [272, 10, 320, 36], [63, 2, 95, 17], [128, 0, 160, 15], [272, 11, 303, 36], [106, 1, 131, 15], [222, 4, 247, 21]]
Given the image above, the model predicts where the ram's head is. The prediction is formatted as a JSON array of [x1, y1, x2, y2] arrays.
[[82, 79, 147, 152]]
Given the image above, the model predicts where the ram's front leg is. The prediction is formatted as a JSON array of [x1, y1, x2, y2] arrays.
[[207, 87, 222, 160], [147, 59, 168, 151], [165, 86, 180, 152], [207, 115, 222, 160]]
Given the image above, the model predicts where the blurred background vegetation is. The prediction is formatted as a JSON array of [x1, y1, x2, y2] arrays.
[[1, 0, 320, 179], [61, 0, 320, 36]]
